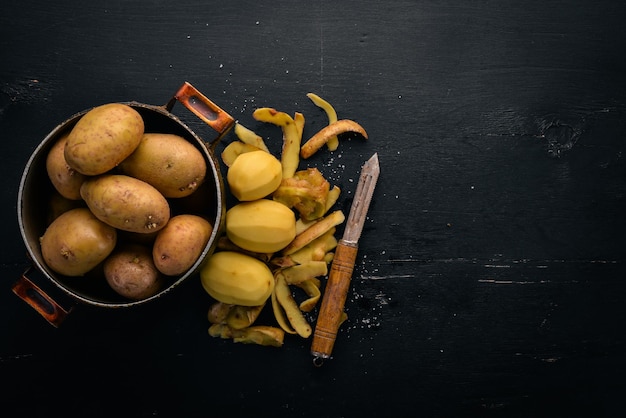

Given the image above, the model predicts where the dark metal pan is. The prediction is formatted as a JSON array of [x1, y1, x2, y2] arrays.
[[13, 82, 234, 326]]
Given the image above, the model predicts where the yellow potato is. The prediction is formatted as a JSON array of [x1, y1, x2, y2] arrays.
[[226, 199, 296, 254], [80, 174, 170, 233], [152, 214, 213, 276], [227, 150, 282, 201], [40, 207, 117, 276], [47, 190, 85, 225], [200, 251, 275, 306], [46, 132, 88, 200], [119, 133, 206, 198], [64, 103, 144, 175], [103, 244, 164, 300]]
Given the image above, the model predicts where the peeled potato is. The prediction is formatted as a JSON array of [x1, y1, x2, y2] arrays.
[[227, 150, 282, 201], [226, 199, 296, 254]]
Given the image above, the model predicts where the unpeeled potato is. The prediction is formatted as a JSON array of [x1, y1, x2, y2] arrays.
[[64, 103, 144, 176], [46, 132, 88, 200], [152, 214, 213, 276], [119, 133, 207, 198], [80, 174, 170, 234], [40, 207, 117, 276], [104, 244, 164, 300], [47, 190, 85, 225]]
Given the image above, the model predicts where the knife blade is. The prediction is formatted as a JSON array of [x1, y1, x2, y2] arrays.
[[311, 153, 380, 366]]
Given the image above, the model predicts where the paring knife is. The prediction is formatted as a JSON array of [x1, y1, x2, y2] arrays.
[[311, 153, 380, 366]]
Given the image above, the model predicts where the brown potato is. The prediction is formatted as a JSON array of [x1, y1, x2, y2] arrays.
[[118, 133, 206, 198], [64, 103, 144, 175], [153, 214, 213, 276], [40, 207, 117, 276], [104, 244, 164, 300], [47, 190, 85, 225], [80, 174, 170, 233], [46, 132, 88, 200]]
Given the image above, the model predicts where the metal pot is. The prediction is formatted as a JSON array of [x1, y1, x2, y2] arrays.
[[13, 82, 234, 326]]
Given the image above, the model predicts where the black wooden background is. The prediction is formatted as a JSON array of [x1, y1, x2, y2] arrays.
[[2, 1, 625, 417]]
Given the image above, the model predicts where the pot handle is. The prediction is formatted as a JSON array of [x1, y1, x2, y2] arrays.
[[12, 267, 73, 327], [165, 81, 235, 147]]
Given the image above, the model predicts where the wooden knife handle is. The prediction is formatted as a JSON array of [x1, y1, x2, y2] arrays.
[[311, 239, 358, 362]]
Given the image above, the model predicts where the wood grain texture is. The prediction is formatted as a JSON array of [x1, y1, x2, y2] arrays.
[[1, 0, 625, 416]]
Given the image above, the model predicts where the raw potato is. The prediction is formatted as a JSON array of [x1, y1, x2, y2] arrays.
[[46, 132, 88, 200], [80, 174, 170, 233], [200, 251, 275, 306], [227, 150, 282, 201], [64, 103, 144, 175], [40, 207, 117, 276], [119, 133, 207, 198], [104, 244, 164, 300], [226, 199, 296, 254], [152, 214, 213, 276], [47, 191, 85, 225]]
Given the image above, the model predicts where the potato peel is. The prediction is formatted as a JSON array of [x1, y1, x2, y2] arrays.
[[273, 168, 330, 221], [295, 278, 321, 312], [281, 261, 328, 285], [226, 303, 265, 330], [209, 323, 285, 347], [271, 285, 297, 335], [208, 302, 234, 324], [221, 141, 262, 167], [232, 325, 285, 347], [306, 93, 339, 151], [281, 210, 345, 255], [294, 112, 305, 139], [289, 228, 338, 265], [274, 272, 312, 338], [325, 185, 341, 214], [300, 119, 368, 159], [234, 122, 269, 153], [252, 107, 301, 178]]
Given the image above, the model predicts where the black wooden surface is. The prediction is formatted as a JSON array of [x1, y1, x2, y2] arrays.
[[2, 1, 626, 417]]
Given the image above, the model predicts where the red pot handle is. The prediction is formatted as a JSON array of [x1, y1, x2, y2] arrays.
[[12, 267, 73, 328], [166, 81, 235, 146]]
